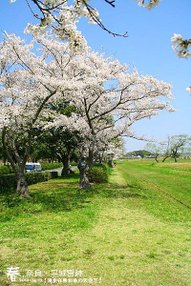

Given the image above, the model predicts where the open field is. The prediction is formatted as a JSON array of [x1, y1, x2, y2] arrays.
[[0, 160, 191, 285]]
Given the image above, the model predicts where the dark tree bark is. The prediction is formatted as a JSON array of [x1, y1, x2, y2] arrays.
[[162, 154, 170, 162], [2, 128, 30, 198], [87, 147, 94, 168], [108, 159, 114, 168], [171, 148, 178, 162], [16, 170, 29, 198], [57, 150, 73, 176], [61, 154, 71, 176], [98, 152, 104, 164], [154, 155, 159, 163], [78, 158, 90, 189]]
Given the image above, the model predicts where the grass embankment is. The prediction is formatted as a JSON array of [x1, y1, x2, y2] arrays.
[[0, 160, 191, 285]]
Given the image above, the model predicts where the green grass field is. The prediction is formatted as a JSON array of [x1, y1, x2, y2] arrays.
[[0, 160, 191, 285]]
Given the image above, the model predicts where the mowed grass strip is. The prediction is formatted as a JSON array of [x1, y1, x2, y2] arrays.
[[115, 160, 191, 221], [0, 161, 191, 286]]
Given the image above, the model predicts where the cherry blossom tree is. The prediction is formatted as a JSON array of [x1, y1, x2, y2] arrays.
[[47, 48, 174, 187], [0, 29, 174, 191], [145, 135, 191, 163], [0, 32, 88, 197], [144, 142, 163, 162], [78, 53, 173, 164], [9, 0, 191, 68], [9, 0, 127, 39], [161, 135, 191, 162], [9, 1, 191, 67], [34, 102, 83, 175], [8, 0, 158, 37]]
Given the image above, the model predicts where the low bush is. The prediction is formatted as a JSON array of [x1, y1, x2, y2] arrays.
[[0, 174, 16, 191], [0, 172, 50, 192], [26, 172, 50, 185], [41, 162, 62, 171], [0, 165, 13, 175], [88, 164, 109, 183]]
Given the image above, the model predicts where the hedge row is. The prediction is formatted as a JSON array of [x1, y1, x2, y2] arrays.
[[26, 172, 50, 185], [0, 172, 50, 192], [41, 162, 62, 170], [88, 163, 109, 183], [0, 162, 62, 174]]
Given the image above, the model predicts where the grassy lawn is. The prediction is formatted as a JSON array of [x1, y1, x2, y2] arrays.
[[0, 160, 191, 285]]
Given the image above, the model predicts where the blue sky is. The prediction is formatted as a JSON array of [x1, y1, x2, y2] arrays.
[[0, 0, 191, 151]]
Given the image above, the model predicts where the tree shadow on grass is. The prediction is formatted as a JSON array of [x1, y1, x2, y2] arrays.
[[31, 186, 94, 212], [91, 183, 147, 200], [0, 176, 146, 216], [29, 186, 146, 215], [0, 178, 94, 215]]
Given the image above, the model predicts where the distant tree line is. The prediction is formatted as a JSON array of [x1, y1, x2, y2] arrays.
[[125, 135, 191, 162]]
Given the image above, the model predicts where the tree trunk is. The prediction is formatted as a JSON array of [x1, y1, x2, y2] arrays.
[[98, 150, 105, 164], [79, 168, 90, 189], [16, 171, 29, 198], [61, 155, 71, 176], [154, 155, 159, 163], [98, 154, 103, 164], [3, 157, 7, 165], [162, 155, 169, 162], [87, 147, 94, 168], [2, 127, 30, 197], [108, 160, 113, 167], [78, 159, 90, 189]]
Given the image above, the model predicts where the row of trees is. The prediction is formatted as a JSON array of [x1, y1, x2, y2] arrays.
[[145, 135, 191, 162], [0, 30, 173, 196]]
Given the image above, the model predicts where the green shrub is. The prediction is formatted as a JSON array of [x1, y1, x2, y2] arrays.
[[88, 164, 108, 183], [0, 173, 16, 191], [26, 172, 50, 185], [0, 165, 13, 175], [0, 172, 50, 192], [41, 162, 62, 170]]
